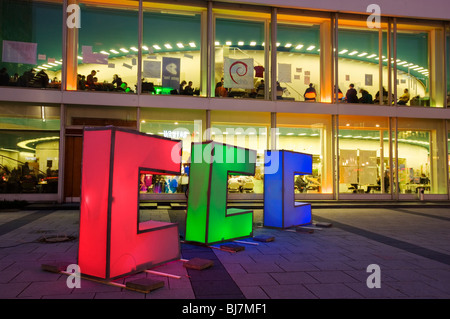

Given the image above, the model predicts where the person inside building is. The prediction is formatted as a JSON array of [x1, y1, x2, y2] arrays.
[[0, 67, 10, 86], [359, 89, 373, 104], [304, 83, 317, 101], [374, 86, 388, 104], [112, 74, 123, 90], [179, 80, 187, 94], [86, 70, 97, 90], [397, 88, 410, 105], [346, 83, 358, 103], [184, 81, 194, 95]]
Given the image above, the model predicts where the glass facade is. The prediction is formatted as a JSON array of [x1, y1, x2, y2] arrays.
[[0, 103, 60, 194], [0, 0, 63, 89], [214, 16, 267, 99], [0, 1, 449, 202], [142, 9, 203, 96], [338, 116, 390, 194], [76, 1, 139, 93]]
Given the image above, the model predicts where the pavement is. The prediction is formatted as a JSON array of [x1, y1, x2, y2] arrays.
[[1, 202, 450, 305]]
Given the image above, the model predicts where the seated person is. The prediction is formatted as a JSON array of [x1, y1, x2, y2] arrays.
[[112, 74, 123, 90], [419, 173, 430, 184], [304, 83, 317, 101], [397, 89, 410, 105], [184, 81, 194, 95], [359, 89, 373, 104], [346, 84, 358, 103]]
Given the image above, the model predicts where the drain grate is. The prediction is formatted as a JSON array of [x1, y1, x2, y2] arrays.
[[37, 235, 77, 243]]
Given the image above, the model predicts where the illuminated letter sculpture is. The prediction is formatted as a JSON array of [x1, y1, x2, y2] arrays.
[[78, 127, 182, 280], [185, 142, 256, 245], [263, 150, 312, 228]]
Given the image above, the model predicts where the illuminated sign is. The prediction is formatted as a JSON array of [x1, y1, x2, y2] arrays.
[[78, 127, 182, 280], [263, 150, 312, 228], [184, 142, 256, 245]]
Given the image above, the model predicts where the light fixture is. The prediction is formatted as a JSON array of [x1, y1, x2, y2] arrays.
[[174, 122, 179, 125], [176, 43, 184, 48], [367, 54, 377, 58], [189, 42, 196, 48], [238, 41, 244, 46], [346, 123, 350, 126], [110, 49, 119, 54], [130, 47, 138, 52], [307, 45, 315, 51], [348, 51, 358, 56], [250, 41, 256, 46], [285, 43, 292, 48], [358, 52, 368, 57], [295, 44, 304, 49], [286, 132, 294, 135], [215, 41, 220, 46], [43, 64, 51, 68], [339, 49, 348, 54], [142, 45, 149, 50], [164, 43, 172, 49], [120, 48, 129, 53], [55, 61, 62, 65], [276, 42, 280, 47], [153, 45, 161, 50], [100, 51, 110, 55], [48, 62, 58, 66], [397, 61, 407, 65], [226, 41, 232, 45]]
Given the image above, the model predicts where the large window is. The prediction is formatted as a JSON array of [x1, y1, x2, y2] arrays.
[[214, 15, 268, 99], [139, 108, 205, 195], [75, 1, 139, 93], [396, 118, 447, 195], [0, 0, 63, 90], [337, 17, 389, 105], [277, 113, 333, 195], [276, 22, 321, 102], [338, 116, 390, 195], [211, 111, 270, 194], [0, 103, 60, 194], [142, 9, 203, 96]]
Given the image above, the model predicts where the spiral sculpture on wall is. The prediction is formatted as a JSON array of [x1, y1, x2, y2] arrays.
[[229, 61, 248, 84]]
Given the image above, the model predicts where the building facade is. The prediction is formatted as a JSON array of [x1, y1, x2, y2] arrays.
[[0, 0, 450, 203]]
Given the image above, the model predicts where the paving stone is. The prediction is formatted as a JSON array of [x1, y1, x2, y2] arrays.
[[306, 270, 360, 284], [0, 282, 30, 298], [240, 286, 270, 299], [260, 284, 318, 299], [304, 283, 364, 299], [230, 273, 279, 287], [270, 272, 319, 285]]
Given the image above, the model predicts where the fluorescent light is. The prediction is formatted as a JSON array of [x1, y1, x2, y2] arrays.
[[48, 62, 58, 66], [367, 54, 377, 58], [215, 41, 220, 46], [413, 67, 423, 71], [176, 43, 184, 48], [358, 52, 368, 57], [110, 49, 119, 54], [298, 133, 307, 136], [130, 47, 138, 52], [120, 48, 129, 53], [250, 41, 257, 46], [285, 43, 292, 48], [153, 45, 161, 50], [226, 41, 232, 45], [164, 43, 172, 49], [295, 44, 304, 49], [77, 56, 82, 60], [189, 42, 196, 48], [397, 61, 407, 65], [142, 45, 149, 50], [42, 64, 50, 68], [286, 133, 294, 135], [276, 42, 281, 47], [55, 61, 62, 65], [348, 51, 358, 56], [100, 51, 110, 55], [409, 64, 418, 69], [339, 49, 348, 54], [238, 41, 244, 46], [307, 45, 315, 51]]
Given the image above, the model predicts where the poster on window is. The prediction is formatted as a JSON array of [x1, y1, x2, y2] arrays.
[[223, 57, 254, 89], [278, 63, 292, 83], [143, 60, 161, 78], [2, 40, 37, 65], [162, 57, 180, 89]]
